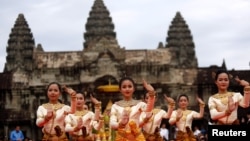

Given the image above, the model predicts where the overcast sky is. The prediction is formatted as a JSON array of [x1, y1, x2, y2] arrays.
[[1, 0, 250, 72]]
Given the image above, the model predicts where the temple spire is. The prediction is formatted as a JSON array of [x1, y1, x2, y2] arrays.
[[221, 59, 227, 70], [5, 13, 35, 72], [166, 11, 197, 68], [83, 0, 117, 49], [166, 11, 194, 48]]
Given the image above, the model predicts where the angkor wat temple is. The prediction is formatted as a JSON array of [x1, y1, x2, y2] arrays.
[[0, 0, 249, 140]]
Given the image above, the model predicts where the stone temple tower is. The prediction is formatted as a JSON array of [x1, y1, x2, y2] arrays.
[[1, 0, 249, 140], [5, 14, 35, 72]]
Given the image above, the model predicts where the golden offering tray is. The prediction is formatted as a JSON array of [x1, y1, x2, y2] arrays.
[[97, 81, 119, 92]]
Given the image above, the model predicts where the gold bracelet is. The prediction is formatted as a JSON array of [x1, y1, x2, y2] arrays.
[[168, 104, 175, 109], [168, 102, 175, 106], [199, 103, 205, 108], [244, 86, 250, 91]]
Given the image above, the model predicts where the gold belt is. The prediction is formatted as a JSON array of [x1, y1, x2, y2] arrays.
[[217, 119, 239, 125], [42, 132, 68, 141], [117, 130, 142, 139], [142, 131, 163, 141], [71, 134, 93, 141]]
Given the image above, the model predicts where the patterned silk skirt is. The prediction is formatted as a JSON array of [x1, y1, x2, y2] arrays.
[[42, 132, 68, 141], [175, 127, 196, 141]]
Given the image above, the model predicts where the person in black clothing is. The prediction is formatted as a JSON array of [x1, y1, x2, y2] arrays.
[[246, 110, 250, 125]]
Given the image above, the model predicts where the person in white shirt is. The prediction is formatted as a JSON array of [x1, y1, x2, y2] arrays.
[[247, 111, 250, 125], [160, 123, 169, 141], [193, 126, 201, 137]]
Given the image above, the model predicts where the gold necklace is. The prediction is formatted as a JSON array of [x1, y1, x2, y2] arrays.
[[74, 110, 88, 116], [42, 103, 64, 111], [213, 92, 233, 105], [181, 110, 191, 121], [116, 99, 140, 107]]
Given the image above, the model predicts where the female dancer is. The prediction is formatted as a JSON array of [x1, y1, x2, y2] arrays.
[[208, 70, 250, 125], [109, 77, 155, 141], [65, 93, 103, 141], [141, 93, 175, 141], [36, 82, 77, 141], [169, 94, 204, 141]]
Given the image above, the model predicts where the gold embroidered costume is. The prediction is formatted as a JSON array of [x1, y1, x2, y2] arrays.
[[36, 103, 71, 141], [169, 110, 200, 141], [175, 126, 196, 141], [208, 92, 246, 125], [65, 110, 100, 141], [141, 109, 167, 141], [110, 99, 147, 141]]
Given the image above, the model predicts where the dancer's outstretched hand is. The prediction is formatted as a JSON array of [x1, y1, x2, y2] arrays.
[[142, 79, 155, 92], [90, 94, 101, 105], [235, 76, 249, 87], [164, 94, 175, 104], [196, 96, 205, 105]]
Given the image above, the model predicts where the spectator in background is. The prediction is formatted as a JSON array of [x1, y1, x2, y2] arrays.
[[239, 116, 247, 125], [24, 137, 32, 141], [200, 125, 206, 136], [246, 110, 250, 125], [193, 126, 201, 137], [10, 125, 24, 141], [160, 123, 169, 141]]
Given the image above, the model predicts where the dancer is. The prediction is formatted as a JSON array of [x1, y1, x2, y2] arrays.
[[109, 77, 155, 141], [141, 93, 175, 141], [65, 93, 103, 141], [36, 82, 77, 141], [208, 70, 250, 125], [169, 94, 204, 141]]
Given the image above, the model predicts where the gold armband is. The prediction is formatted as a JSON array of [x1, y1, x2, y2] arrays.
[[199, 103, 205, 108], [244, 86, 250, 91]]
